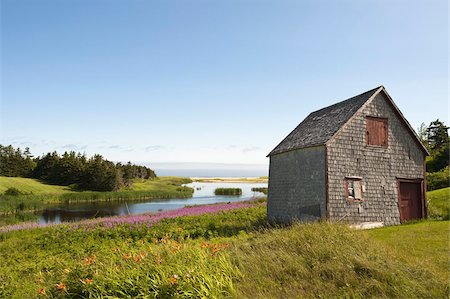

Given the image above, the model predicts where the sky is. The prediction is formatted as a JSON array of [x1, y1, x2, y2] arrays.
[[0, 0, 448, 167]]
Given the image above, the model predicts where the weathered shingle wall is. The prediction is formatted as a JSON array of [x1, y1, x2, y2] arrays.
[[326, 91, 425, 225], [267, 146, 326, 223]]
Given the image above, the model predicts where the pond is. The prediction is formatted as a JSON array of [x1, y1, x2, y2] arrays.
[[37, 181, 268, 224]]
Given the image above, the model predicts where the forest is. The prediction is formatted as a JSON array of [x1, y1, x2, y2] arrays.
[[0, 146, 156, 191]]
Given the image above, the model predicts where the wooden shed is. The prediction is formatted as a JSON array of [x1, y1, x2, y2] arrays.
[[267, 86, 428, 225]]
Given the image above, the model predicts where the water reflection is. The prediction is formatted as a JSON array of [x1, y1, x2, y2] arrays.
[[37, 182, 267, 224]]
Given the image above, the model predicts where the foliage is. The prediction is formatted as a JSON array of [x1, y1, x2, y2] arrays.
[[3, 188, 23, 196], [0, 202, 447, 298], [426, 166, 449, 191], [419, 120, 449, 173], [427, 187, 450, 220], [426, 119, 449, 151], [426, 145, 450, 173], [214, 188, 242, 196], [0, 145, 156, 192], [0, 145, 35, 177]]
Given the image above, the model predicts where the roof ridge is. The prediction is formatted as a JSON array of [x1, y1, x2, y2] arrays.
[[310, 85, 382, 115]]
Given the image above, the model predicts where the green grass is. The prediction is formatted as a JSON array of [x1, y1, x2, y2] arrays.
[[129, 176, 193, 191], [0, 177, 73, 194], [0, 201, 447, 298], [427, 187, 449, 220], [367, 221, 448, 281]]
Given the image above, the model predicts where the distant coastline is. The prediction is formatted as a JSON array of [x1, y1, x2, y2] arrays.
[[192, 177, 268, 183], [144, 162, 269, 178]]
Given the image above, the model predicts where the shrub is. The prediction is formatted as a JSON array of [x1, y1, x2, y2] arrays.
[[214, 188, 242, 196], [427, 166, 449, 191], [3, 187, 22, 196]]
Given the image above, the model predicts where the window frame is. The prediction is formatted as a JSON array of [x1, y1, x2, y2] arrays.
[[365, 116, 388, 148], [345, 177, 364, 202]]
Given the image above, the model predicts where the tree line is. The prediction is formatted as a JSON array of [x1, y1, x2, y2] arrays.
[[417, 119, 449, 190], [0, 145, 156, 191]]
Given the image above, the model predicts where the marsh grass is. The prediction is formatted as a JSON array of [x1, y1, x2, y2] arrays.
[[214, 188, 242, 196]]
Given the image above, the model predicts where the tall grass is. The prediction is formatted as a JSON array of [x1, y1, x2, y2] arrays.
[[0, 203, 447, 298], [214, 188, 242, 196], [0, 188, 194, 215]]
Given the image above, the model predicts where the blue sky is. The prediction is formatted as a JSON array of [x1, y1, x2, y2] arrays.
[[1, 0, 448, 165]]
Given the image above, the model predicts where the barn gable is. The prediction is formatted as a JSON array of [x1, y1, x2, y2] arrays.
[[268, 86, 428, 156]]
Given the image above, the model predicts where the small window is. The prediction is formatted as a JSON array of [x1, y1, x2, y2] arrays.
[[366, 116, 388, 147], [346, 178, 363, 201]]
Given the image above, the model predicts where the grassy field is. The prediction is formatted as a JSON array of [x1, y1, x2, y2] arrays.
[[0, 199, 448, 298], [427, 187, 449, 220], [0, 176, 193, 215], [129, 176, 192, 191]]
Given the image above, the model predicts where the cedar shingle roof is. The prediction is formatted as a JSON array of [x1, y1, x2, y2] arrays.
[[268, 86, 382, 156]]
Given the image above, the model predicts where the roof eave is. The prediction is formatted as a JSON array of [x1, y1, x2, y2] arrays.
[[267, 143, 326, 157], [379, 88, 430, 156]]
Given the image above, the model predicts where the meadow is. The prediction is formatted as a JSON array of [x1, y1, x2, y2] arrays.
[[0, 190, 448, 298], [0, 176, 194, 215]]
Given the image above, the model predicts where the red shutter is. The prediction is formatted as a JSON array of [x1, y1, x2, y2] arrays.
[[366, 117, 388, 147]]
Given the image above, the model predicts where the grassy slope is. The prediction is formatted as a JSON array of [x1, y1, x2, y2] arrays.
[[0, 177, 72, 194], [368, 221, 448, 281], [232, 220, 448, 299], [0, 203, 447, 298], [427, 187, 450, 220], [0, 176, 191, 195]]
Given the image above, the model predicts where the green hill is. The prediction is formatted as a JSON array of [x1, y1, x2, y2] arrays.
[[0, 177, 73, 194], [0, 176, 192, 195]]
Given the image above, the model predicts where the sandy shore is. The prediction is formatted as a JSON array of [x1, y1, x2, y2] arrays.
[[191, 177, 268, 183]]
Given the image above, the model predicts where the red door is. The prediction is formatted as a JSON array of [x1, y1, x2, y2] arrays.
[[398, 182, 422, 221]]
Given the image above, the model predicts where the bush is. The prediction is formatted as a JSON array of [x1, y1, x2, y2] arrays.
[[214, 188, 242, 196], [427, 166, 449, 191], [3, 187, 22, 196]]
